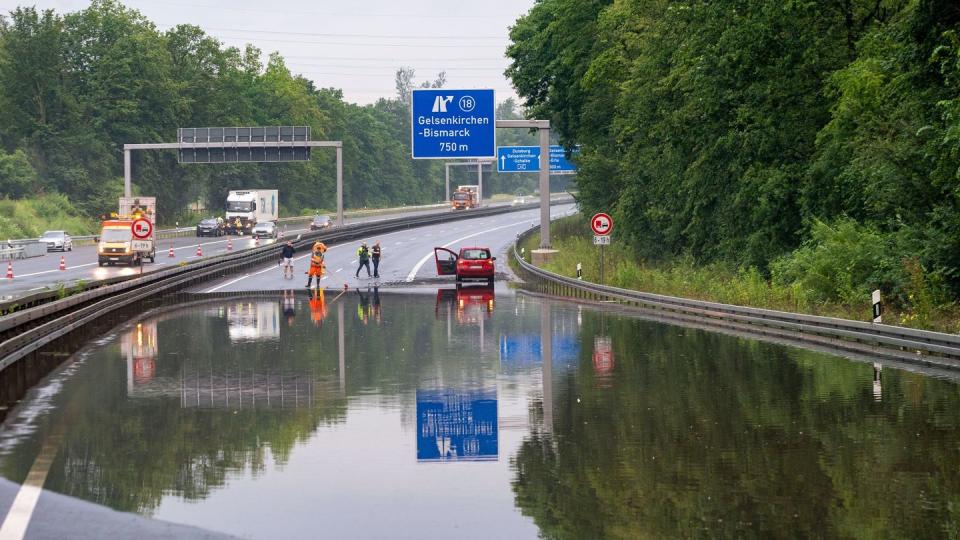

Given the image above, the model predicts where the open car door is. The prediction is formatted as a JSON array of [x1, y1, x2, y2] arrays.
[[434, 247, 458, 276]]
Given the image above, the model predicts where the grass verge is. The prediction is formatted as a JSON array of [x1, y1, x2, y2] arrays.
[[519, 215, 960, 334]]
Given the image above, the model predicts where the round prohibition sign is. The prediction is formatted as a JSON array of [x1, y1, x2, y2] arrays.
[[131, 218, 153, 239], [591, 213, 613, 236]]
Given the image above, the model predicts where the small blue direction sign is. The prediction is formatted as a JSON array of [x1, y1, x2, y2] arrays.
[[497, 145, 579, 173], [411, 89, 495, 159], [497, 146, 539, 172]]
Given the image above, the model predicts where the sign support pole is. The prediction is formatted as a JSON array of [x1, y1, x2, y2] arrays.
[[538, 125, 551, 248], [477, 162, 483, 207], [600, 244, 604, 285], [445, 164, 450, 202], [336, 145, 344, 228], [124, 149, 131, 198]]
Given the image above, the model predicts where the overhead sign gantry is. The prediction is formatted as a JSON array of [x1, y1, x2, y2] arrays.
[[123, 126, 345, 227]]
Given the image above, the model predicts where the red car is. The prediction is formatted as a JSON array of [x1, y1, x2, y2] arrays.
[[434, 246, 496, 286]]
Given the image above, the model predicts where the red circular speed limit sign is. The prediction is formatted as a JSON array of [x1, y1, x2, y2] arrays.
[[590, 213, 613, 236], [131, 218, 153, 239]]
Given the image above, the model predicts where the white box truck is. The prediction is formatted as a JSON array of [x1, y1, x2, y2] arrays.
[[225, 190, 278, 235]]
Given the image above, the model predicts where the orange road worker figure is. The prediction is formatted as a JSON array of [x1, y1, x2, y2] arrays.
[[305, 241, 327, 289], [309, 289, 327, 326]]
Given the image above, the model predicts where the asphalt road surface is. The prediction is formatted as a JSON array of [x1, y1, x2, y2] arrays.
[[193, 204, 576, 294], [0, 204, 527, 300]]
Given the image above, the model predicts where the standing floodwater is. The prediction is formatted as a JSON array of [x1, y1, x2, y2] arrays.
[[0, 289, 959, 538]]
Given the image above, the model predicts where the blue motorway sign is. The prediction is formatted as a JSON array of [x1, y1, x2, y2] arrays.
[[411, 89, 496, 160], [496, 145, 579, 173], [416, 389, 498, 462]]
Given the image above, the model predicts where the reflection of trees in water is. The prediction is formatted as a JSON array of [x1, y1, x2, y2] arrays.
[[28, 309, 350, 515], [511, 316, 960, 538]]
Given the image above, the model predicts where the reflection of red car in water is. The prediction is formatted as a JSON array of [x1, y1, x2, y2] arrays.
[[435, 287, 495, 324], [434, 246, 496, 286]]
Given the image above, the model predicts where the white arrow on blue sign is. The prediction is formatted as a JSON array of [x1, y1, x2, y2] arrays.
[[411, 89, 496, 159], [497, 145, 579, 173]]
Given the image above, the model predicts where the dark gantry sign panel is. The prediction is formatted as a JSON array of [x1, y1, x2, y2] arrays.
[[177, 127, 311, 163]]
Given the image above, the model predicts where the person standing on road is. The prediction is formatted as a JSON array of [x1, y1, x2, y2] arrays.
[[372, 241, 382, 278], [280, 241, 296, 279], [306, 242, 327, 289], [355, 242, 371, 278]]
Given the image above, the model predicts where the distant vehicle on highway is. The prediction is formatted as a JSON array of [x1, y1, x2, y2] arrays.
[[39, 230, 72, 252], [451, 185, 479, 210], [310, 215, 333, 231], [511, 195, 526, 206], [434, 246, 496, 286], [225, 189, 278, 234], [196, 217, 225, 237], [251, 221, 277, 240]]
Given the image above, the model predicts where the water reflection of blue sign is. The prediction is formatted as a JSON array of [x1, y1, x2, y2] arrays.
[[416, 389, 498, 462], [498, 335, 580, 368]]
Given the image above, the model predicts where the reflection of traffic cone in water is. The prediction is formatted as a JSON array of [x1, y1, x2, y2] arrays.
[[59, 256, 66, 271], [5, 262, 12, 280], [227, 238, 233, 251], [196, 245, 202, 257], [168, 246, 175, 258]]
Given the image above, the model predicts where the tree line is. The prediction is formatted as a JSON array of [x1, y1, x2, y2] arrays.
[[0, 0, 541, 227], [506, 0, 960, 308]]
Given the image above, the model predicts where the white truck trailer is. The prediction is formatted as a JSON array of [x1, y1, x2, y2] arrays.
[[225, 190, 279, 235]]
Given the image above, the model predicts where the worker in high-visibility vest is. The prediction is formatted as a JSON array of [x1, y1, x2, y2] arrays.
[[305, 241, 327, 289]]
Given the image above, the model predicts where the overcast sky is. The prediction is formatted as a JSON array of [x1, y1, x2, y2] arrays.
[[0, 0, 534, 105]]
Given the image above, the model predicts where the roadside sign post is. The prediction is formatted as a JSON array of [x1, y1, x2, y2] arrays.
[[591, 213, 613, 285]]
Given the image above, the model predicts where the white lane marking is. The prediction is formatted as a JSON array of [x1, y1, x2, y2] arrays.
[[405, 218, 534, 282], [16, 262, 97, 278], [0, 427, 63, 540], [27, 287, 44, 291], [335, 268, 342, 273], [206, 273, 253, 293]]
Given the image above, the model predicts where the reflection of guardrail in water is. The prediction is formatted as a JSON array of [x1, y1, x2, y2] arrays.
[[0, 197, 573, 372], [512, 225, 960, 369]]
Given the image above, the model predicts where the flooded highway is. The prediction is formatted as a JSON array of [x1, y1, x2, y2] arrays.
[[2, 288, 960, 538]]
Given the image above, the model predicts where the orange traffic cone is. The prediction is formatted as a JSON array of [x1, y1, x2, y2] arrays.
[[168, 246, 175, 258], [5, 262, 12, 280], [59, 256, 66, 271], [227, 238, 233, 251], [196, 245, 202, 257]]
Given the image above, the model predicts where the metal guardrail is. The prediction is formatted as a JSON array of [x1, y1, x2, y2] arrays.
[[511, 226, 960, 367], [0, 199, 572, 370]]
